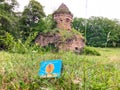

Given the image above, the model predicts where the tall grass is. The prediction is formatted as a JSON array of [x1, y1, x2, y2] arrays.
[[0, 48, 120, 90]]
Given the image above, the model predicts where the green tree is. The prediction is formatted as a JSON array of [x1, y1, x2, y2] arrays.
[[106, 19, 120, 47], [19, 0, 45, 40], [72, 17, 86, 36], [86, 17, 107, 47], [44, 14, 56, 30], [0, 0, 19, 49], [72, 16, 120, 47]]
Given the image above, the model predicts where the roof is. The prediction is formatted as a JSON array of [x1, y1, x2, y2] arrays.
[[53, 3, 73, 16]]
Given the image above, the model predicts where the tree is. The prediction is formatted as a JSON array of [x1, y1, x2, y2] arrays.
[[72, 16, 120, 47], [0, 0, 19, 49], [72, 17, 86, 35], [19, 0, 45, 40], [43, 14, 56, 30], [106, 19, 120, 47]]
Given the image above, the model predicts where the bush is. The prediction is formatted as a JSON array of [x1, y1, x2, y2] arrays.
[[0, 32, 15, 50], [12, 32, 41, 54], [0, 32, 43, 54], [83, 46, 101, 56]]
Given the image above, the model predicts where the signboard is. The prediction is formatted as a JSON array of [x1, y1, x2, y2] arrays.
[[39, 60, 62, 78]]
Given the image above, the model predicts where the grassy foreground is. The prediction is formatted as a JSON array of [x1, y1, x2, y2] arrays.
[[0, 48, 120, 90]]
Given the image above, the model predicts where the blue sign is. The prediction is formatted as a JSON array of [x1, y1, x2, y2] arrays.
[[39, 60, 62, 78]]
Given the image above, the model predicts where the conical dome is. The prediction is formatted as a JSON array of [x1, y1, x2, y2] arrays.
[[53, 3, 72, 15]]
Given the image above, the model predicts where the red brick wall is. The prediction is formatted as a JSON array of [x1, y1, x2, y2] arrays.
[[54, 13, 72, 30]]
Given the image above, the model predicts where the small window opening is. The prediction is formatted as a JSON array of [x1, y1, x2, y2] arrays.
[[60, 19, 63, 22], [66, 18, 70, 22], [75, 47, 78, 50]]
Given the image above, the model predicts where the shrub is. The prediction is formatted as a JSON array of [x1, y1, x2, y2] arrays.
[[11, 32, 41, 54], [0, 32, 43, 54], [0, 32, 15, 50], [83, 46, 101, 56]]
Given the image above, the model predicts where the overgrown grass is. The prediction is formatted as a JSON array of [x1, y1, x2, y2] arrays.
[[0, 48, 120, 90]]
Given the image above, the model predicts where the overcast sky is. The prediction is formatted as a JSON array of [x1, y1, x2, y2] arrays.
[[17, 0, 120, 19]]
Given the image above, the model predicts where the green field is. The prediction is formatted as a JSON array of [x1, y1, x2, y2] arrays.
[[0, 48, 120, 90]]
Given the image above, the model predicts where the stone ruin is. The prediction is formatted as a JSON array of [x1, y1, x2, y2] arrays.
[[35, 3, 85, 54], [53, 3, 73, 30]]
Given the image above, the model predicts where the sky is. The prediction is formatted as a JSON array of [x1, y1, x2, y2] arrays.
[[17, 0, 120, 19]]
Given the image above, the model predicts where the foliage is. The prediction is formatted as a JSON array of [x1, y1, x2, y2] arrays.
[[0, 0, 19, 49], [83, 46, 101, 56], [0, 31, 42, 54], [72, 17, 120, 47], [0, 0, 18, 13], [72, 17, 86, 35], [0, 48, 120, 89], [0, 32, 15, 50], [19, 0, 45, 41], [43, 14, 56, 30]]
